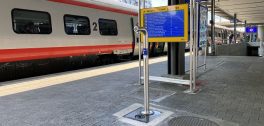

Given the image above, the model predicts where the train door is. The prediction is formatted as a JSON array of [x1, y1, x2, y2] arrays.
[[130, 17, 136, 56]]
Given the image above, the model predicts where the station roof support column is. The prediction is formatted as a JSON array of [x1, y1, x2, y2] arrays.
[[210, 0, 216, 55], [234, 13, 237, 43], [244, 20, 247, 29], [258, 26, 264, 42], [167, 0, 185, 76]]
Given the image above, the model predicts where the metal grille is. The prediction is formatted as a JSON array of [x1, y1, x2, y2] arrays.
[[168, 116, 219, 126]]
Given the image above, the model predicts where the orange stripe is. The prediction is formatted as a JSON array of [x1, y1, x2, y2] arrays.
[[0, 44, 132, 63], [48, 0, 138, 16]]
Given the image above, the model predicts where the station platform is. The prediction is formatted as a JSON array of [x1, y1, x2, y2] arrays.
[[0, 56, 264, 126]]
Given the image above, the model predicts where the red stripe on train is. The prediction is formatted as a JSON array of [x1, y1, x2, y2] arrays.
[[48, 0, 138, 16], [0, 44, 132, 63]]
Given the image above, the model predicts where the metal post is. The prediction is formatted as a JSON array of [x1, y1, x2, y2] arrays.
[[189, 0, 194, 92], [143, 29, 150, 115], [140, 28, 152, 115], [234, 13, 237, 43], [134, 26, 152, 115], [211, 0, 216, 55], [258, 26, 264, 56], [138, 0, 142, 85], [204, 12, 208, 71], [137, 0, 151, 115], [244, 20, 247, 42], [193, 0, 196, 91], [260, 41, 263, 57], [244, 21, 247, 28], [204, 44, 207, 70], [138, 0, 146, 85], [193, 1, 200, 90], [142, 0, 145, 8]]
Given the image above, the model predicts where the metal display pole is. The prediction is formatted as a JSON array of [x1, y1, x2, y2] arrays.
[[187, 0, 200, 92], [134, 26, 152, 115], [138, 0, 146, 85], [211, 0, 216, 55], [194, 1, 200, 90], [244, 20, 247, 43], [142, 29, 151, 115], [137, 0, 151, 115], [234, 13, 237, 43], [204, 45, 207, 70], [189, 0, 194, 92], [138, 0, 142, 85], [192, 0, 196, 91], [204, 3, 208, 71], [260, 41, 263, 57]]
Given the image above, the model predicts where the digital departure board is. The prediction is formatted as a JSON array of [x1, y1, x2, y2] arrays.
[[141, 4, 189, 42], [144, 10, 184, 38], [246, 26, 258, 33]]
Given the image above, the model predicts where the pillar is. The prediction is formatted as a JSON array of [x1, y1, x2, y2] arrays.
[[168, 0, 186, 75], [211, 0, 216, 55]]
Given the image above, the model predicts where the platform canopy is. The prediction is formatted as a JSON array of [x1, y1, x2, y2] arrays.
[[205, 0, 264, 26]]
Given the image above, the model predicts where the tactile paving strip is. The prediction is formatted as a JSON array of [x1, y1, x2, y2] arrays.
[[168, 116, 219, 126]]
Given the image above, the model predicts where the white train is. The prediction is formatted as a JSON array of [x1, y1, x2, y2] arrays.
[[1, 0, 163, 64]]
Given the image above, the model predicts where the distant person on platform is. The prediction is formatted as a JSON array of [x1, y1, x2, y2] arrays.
[[229, 34, 234, 44]]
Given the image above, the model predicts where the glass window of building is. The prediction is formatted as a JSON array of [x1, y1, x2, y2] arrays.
[[12, 9, 52, 34]]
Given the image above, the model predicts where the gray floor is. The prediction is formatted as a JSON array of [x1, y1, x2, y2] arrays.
[[0, 56, 264, 126]]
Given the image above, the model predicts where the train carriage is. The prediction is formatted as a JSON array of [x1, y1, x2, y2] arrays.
[[0, 0, 141, 63]]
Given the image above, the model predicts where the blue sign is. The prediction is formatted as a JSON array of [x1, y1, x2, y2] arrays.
[[143, 48, 148, 55], [144, 10, 185, 38], [246, 26, 258, 33], [143, 48, 148, 58]]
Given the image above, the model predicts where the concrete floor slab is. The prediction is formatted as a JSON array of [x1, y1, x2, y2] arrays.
[[0, 56, 263, 126]]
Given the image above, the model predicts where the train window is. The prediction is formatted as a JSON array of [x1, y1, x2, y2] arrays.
[[98, 19, 118, 36], [64, 15, 91, 35], [12, 9, 52, 34]]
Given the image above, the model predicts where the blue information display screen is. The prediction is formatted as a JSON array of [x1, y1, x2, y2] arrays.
[[246, 26, 258, 33], [144, 10, 184, 38]]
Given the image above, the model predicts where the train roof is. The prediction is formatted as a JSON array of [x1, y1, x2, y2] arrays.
[[49, 0, 138, 15], [80, 0, 138, 11]]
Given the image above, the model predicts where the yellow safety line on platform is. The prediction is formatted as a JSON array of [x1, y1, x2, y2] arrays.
[[0, 56, 168, 97]]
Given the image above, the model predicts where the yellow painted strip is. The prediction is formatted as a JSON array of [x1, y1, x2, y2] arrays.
[[0, 57, 167, 97]]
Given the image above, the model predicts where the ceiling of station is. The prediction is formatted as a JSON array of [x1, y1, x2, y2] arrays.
[[214, 0, 264, 25], [66, 0, 264, 26]]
